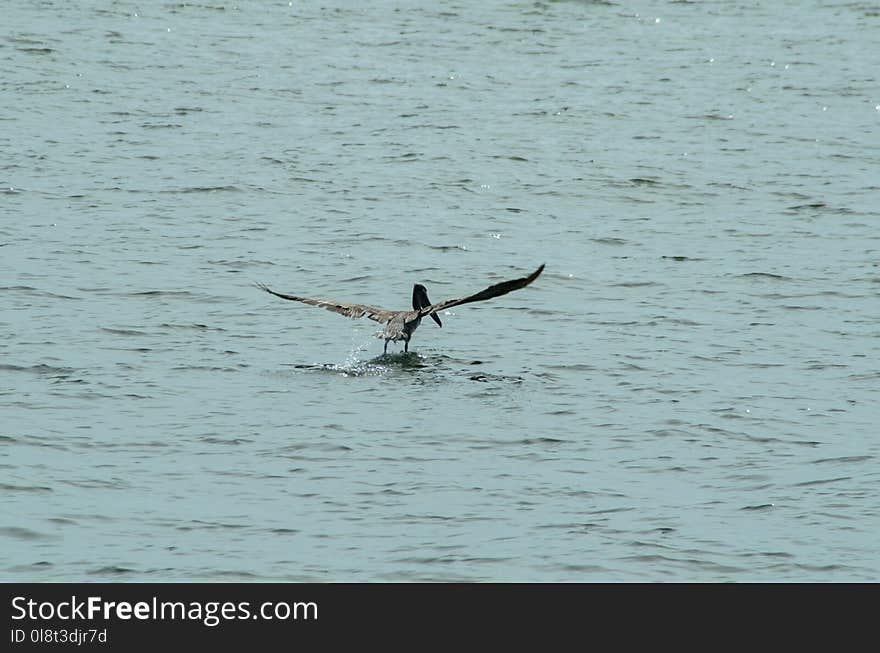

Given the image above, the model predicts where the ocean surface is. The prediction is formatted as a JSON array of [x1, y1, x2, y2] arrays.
[[2, 0, 878, 581]]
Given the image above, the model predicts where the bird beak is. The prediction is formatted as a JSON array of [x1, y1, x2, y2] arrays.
[[431, 313, 442, 328]]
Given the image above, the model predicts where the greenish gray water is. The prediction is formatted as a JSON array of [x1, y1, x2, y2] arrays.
[[2, 0, 878, 581]]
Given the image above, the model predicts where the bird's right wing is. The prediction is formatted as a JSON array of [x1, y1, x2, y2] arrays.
[[255, 283, 395, 324], [419, 264, 545, 317]]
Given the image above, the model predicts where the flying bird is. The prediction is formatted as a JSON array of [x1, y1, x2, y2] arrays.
[[255, 264, 544, 353]]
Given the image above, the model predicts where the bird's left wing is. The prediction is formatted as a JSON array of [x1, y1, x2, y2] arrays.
[[255, 283, 395, 324]]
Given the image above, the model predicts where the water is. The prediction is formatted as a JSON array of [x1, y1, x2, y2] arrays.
[[2, 0, 878, 581]]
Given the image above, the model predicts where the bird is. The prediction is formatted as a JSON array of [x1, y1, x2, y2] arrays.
[[255, 264, 545, 354]]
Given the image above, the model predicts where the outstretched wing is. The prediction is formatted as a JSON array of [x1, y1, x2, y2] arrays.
[[419, 264, 545, 317], [255, 283, 395, 324]]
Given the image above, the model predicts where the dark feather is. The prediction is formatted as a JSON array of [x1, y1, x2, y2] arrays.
[[418, 264, 545, 317]]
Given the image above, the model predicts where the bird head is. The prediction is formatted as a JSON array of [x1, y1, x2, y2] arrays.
[[413, 284, 442, 327]]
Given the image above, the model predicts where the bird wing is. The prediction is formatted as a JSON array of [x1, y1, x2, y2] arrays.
[[255, 283, 395, 324], [418, 264, 545, 317]]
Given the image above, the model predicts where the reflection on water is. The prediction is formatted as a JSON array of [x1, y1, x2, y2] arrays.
[[287, 352, 429, 377]]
